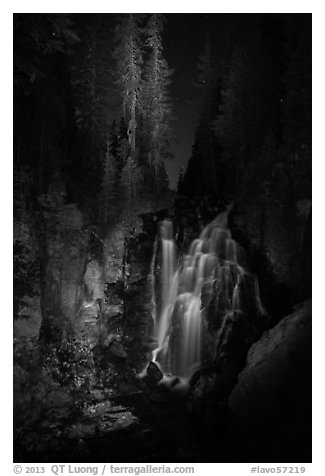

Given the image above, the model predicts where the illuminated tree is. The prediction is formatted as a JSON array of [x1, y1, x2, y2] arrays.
[[113, 14, 143, 159], [142, 13, 173, 169]]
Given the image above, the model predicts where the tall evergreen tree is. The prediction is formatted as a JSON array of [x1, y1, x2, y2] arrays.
[[70, 15, 114, 163], [120, 156, 142, 212], [193, 33, 216, 91], [109, 120, 124, 173], [113, 14, 143, 159], [176, 167, 185, 194], [118, 117, 130, 170], [142, 14, 173, 169], [155, 160, 170, 195]]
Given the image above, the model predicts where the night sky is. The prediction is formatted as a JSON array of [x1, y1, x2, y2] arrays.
[[163, 14, 209, 188], [164, 14, 221, 188], [162, 13, 264, 188]]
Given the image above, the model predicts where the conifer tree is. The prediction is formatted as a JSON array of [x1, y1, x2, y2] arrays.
[[118, 117, 130, 170], [109, 120, 123, 173], [71, 15, 113, 161], [120, 156, 142, 212], [155, 160, 170, 195], [177, 167, 185, 194], [142, 14, 173, 169], [113, 14, 143, 159], [193, 33, 215, 91]]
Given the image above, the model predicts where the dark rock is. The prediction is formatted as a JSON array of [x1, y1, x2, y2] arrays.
[[108, 340, 127, 359], [188, 301, 269, 425], [141, 335, 159, 351], [158, 376, 190, 400], [149, 390, 173, 403], [187, 365, 231, 426], [147, 361, 163, 381], [143, 361, 163, 390], [228, 300, 311, 462], [122, 222, 158, 371]]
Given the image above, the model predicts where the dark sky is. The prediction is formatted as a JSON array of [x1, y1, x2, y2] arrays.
[[163, 14, 217, 189], [163, 14, 208, 188], [161, 13, 265, 189]]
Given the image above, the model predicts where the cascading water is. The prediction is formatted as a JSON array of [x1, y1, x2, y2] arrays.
[[153, 205, 265, 379], [155, 220, 178, 353]]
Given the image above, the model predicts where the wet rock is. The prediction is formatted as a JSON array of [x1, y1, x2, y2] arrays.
[[123, 229, 157, 370], [83, 401, 112, 417], [98, 411, 138, 433], [84, 260, 105, 301], [158, 376, 190, 400], [77, 401, 138, 437], [103, 223, 126, 283], [143, 361, 163, 389], [76, 301, 101, 347], [188, 295, 269, 425], [142, 335, 159, 351]]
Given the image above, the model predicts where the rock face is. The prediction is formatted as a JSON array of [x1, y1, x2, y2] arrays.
[[14, 180, 160, 390], [228, 300, 311, 462], [14, 204, 42, 338], [123, 220, 158, 373], [39, 197, 89, 343], [187, 301, 268, 428]]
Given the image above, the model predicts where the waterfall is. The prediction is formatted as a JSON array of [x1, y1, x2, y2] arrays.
[[155, 219, 177, 351], [149, 237, 158, 326], [153, 205, 265, 379]]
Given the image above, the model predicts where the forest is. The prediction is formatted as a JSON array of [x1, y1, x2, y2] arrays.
[[13, 13, 311, 463]]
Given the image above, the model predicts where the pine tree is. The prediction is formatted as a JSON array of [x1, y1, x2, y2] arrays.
[[154, 160, 170, 207], [156, 160, 169, 193], [193, 33, 215, 91], [109, 120, 124, 173], [113, 14, 143, 159], [141, 14, 173, 169], [213, 39, 282, 197], [71, 15, 114, 161], [177, 167, 185, 194], [212, 46, 265, 196], [120, 156, 142, 212], [118, 117, 130, 170]]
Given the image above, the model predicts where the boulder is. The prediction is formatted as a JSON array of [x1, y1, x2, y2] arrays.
[[228, 300, 311, 462], [142, 361, 163, 390]]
